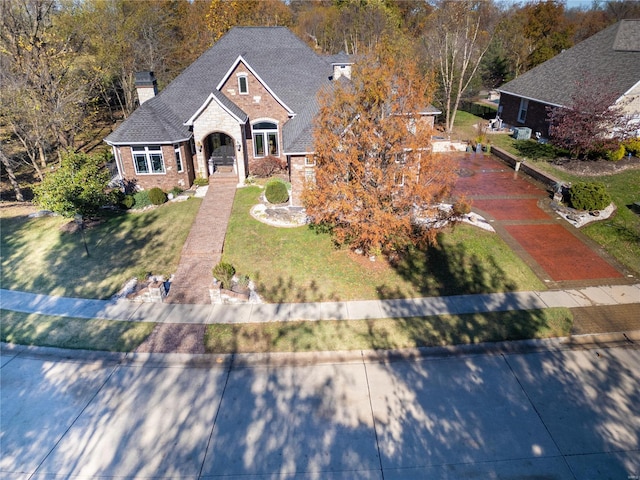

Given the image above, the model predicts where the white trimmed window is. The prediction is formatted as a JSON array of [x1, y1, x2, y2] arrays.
[[132, 145, 165, 174], [304, 155, 315, 166], [238, 73, 248, 95], [174, 144, 183, 172], [518, 98, 529, 123], [252, 121, 279, 157]]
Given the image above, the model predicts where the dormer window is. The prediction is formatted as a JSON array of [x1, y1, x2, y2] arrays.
[[238, 73, 248, 95]]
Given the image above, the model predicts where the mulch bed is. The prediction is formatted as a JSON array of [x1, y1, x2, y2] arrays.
[[551, 155, 640, 176]]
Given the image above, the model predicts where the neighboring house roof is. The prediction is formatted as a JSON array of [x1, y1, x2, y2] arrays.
[[498, 20, 640, 108]]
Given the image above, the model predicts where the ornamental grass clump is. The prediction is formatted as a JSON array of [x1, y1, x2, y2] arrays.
[[212, 262, 235, 288]]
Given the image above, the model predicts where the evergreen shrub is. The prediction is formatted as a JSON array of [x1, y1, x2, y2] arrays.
[[605, 144, 625, 162], [148, 187, 167, 205], [194, 176, 208, 187], [122, 195, 135, 209], [265, 179, 289, 204], [569, 182, 611, 211], [132, 190, 151, 209], [623, 138, 640, 157]]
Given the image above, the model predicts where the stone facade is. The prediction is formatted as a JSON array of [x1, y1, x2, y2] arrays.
[[191, 96, 247, 181], [115, 143, 195, 192]]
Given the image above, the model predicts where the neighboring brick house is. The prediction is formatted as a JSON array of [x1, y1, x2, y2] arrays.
[[497, 19, 640, 139], [105, 27, 439, 206]]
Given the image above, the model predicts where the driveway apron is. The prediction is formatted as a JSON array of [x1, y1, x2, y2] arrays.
[[453, 153, 626, 287]]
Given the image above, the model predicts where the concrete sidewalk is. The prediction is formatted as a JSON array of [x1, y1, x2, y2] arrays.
[[2, 284, 639, 325]]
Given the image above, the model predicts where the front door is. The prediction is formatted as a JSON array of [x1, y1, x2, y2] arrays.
[[207, 132, 235, 170]]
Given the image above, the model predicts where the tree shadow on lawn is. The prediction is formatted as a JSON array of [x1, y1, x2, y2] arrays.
[[253, 274, 341, 304], [377, 232, 518, 300], [1, 208, 177, 299]]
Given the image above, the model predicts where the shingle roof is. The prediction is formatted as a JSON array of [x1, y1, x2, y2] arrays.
[[498, 20, 640, 108], [329, 51, 353, 65], [106, 27, 333, 146]]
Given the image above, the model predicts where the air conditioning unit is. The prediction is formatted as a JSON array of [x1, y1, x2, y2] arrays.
[[512, 127, 532, 140]]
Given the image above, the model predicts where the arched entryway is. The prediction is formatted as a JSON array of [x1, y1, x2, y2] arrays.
[[204, 132, 235, 174]]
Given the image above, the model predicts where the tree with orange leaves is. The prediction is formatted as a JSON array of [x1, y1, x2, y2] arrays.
[[303, 46, 458, 256], [206, 0, 292, 42]]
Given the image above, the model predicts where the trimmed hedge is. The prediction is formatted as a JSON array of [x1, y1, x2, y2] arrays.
[[265, 179, 289, 204], [148, 187, 167, 205]]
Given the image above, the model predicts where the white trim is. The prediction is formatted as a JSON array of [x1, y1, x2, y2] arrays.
[[237, 73, 249, 95], [216, 55, 294, 115], [620, 79, 640, 98], [184, 92, 245, 126], [285, 150, 314, 155], [517, 98, 529, 123], [105, 136, 192, 147], [131, 145, 166, 175], [498, 89, 565, 109]]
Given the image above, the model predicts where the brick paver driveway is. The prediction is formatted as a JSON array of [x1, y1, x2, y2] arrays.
[[453, 153, 626, 286]]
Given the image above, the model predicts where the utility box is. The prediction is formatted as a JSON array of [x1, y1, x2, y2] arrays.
[[513, 127, 532, 140]]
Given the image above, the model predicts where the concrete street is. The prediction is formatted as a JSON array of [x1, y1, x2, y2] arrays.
[[2, 342, 639, 479]]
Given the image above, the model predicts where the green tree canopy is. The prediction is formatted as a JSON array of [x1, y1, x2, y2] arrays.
[[34, 151, 114, 217]]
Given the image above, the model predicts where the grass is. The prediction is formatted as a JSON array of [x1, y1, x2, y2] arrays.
[[222, 186, 544, 303], [0, 309, 155, 352], [531, 162, 640, 274], [0, 307, 572, 354], [0, 198, 202, 299], [204, 308, 573, 354]]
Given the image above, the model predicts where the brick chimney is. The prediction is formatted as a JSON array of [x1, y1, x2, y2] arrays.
[[135, 71, 158, 105]]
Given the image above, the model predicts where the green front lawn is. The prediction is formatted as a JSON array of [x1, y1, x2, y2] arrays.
[[222, 186, 545, 303], [1, 309, 155, 352], [0, 307, 572, 354], [204, 308, 573, 354], [0, 198, 202, 299]]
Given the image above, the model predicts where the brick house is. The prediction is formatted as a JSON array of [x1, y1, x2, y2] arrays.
[[497, 20, 640, 139], [105, 27, 439, 206]]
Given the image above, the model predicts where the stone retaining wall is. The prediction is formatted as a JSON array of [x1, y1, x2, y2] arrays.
[[491, 146, 562, 189]]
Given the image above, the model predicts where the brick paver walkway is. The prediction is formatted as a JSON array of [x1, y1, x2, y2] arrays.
[[165, 174, 237, 305]]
